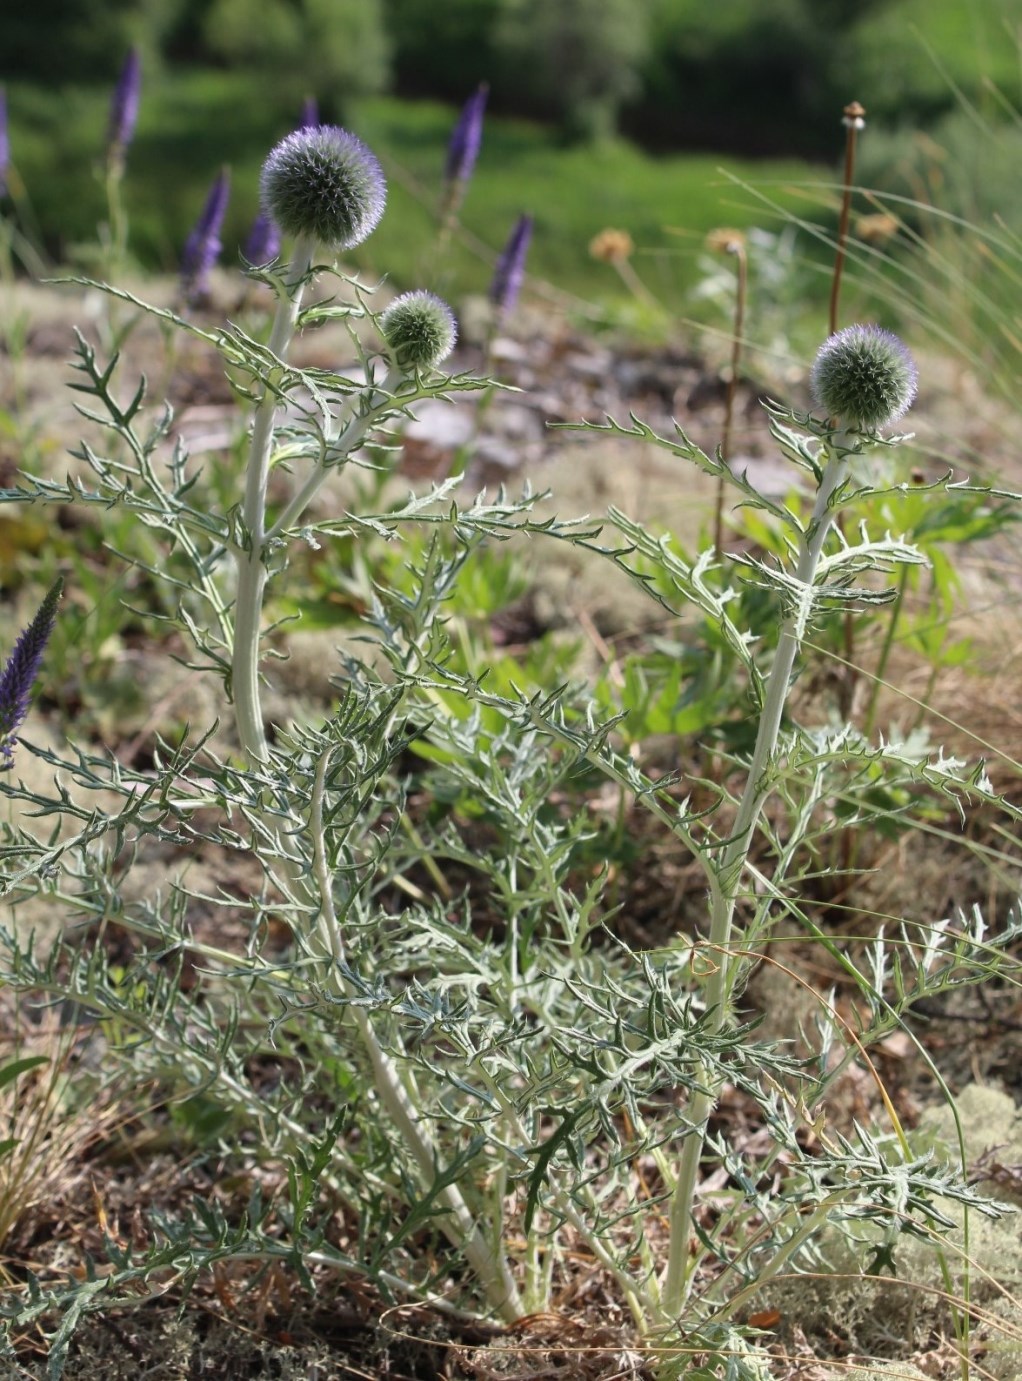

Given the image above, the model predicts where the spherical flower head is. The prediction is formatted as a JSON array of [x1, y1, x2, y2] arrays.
[[705, 226, 746, 256], [380, 291, 457, 371], [260, 126, 386, 251], [810, 323, 918, 431], [590, 228, 634, 263]]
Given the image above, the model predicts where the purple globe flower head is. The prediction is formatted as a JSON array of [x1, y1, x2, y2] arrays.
[[0, 578, 63, 771], [107, 47, 141, 168], [810, 323, 918, 432], [243, 209, 281, 267], [260, 126, 386, 251], [490, 214, 533, 317], [181, 167, 230, 302], [445, 84, 487, 188], [298, 97, 319, 130], [0, 87, 9, 200]]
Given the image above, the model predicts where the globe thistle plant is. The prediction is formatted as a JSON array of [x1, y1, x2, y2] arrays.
[[259, 126, 386, 253], [663, 322, 920, 1313], [811, 323, 918, 432], [213, 124, 524, 1320], [234, 128, 387, 765], [0, 578, 62, 770], [380, 290, 457, 372], [9, 92, 1017, 1370], [181, 167, 230, 302]]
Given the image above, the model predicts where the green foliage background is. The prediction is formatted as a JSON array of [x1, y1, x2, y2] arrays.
[[4, 0, 1022, 152], [2, 0, 1021, 349]]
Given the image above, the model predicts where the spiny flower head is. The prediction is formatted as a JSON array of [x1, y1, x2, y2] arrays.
[[260, 126, 386, 251], [181, 167, 230, 301], [810, 324, 918, 432], [445, 84, 487, 186], [380, 291, 457, 371], [490, 214, 533, 316], [0, 578, 62, 770], [107, 47, 141, 167], [243, 210, 281, 267]]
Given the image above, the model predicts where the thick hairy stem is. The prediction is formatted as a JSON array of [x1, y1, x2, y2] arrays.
[[231, 237, 314, 764], [309, 753, 523, 1321], [661, 439, 850, 1319]]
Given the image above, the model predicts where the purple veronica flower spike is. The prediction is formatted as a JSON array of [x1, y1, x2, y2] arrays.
[[490, 214, 533, 316], [445, 84, 487, 188], [299, 97, 319, 131], [107, 48, 141, 168], [181, 167, 230, 301], [0, 88, 9, 200], [0, 578, 63, 771], [243, 210, 281, 267]]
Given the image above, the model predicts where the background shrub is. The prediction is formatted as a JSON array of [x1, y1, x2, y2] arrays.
[[491, 0, 652, 141], [200, 0, 390, 109]]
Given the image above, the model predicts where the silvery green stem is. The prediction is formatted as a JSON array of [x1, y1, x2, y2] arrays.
[[661, 438, 850, 1319], [232, 236, 314, 763], [264, 365, 403, 544], [469, 1058, 654, 1327], [309, 753, 523, 1321], [704, 1194, 846, 1320]]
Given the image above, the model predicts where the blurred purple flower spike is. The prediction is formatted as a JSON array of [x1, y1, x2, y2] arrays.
[[490, 214, 533, 317], [181, 167, 230, 301], [107, 47, 141, 168], [445, 84, 487, 188], [243, 210, 281, 267], [0, 88, 9, 199], [299, 97, 319, 130], [0, 578, 62, 771]]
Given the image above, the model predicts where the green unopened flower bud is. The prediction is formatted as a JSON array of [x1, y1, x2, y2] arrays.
[[810, 323, 918, 431], [260, 126, 386, 250], [380, 290, 457, 371]]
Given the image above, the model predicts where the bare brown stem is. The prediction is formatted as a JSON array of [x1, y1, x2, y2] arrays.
[[829, 101, 865, 336]]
